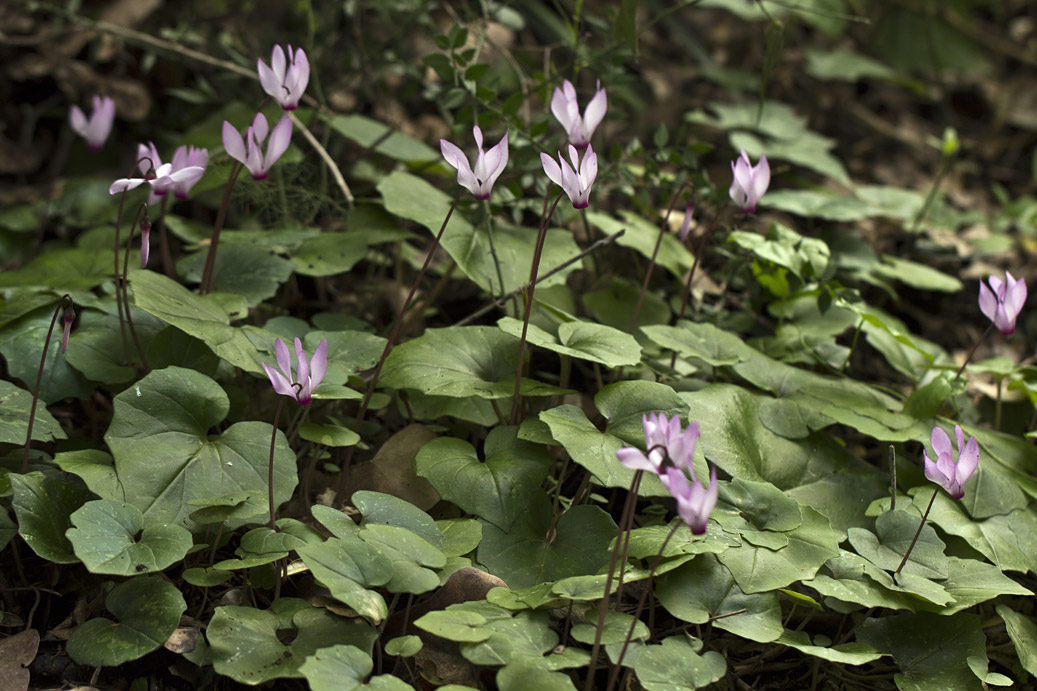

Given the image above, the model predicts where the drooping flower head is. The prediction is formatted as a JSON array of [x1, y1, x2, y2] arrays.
[[616, 412, 699, 475], [258, 45, 310, 111], [223, 113, 293, 180], [69, 95, 115, 151], [979, 273, 1027, 336], [440, 126, 509, 200], [729, 150, 770, 213], [665, 464, 718, 535], [678, 201, 696, 243], [923, 424, 978, 500], [134, 143, 209, 202], [140, 214, 152, 268], [262, 337, 328, 406], [61, 303, 76, 354], [541, 144, 597, 209], [109, 159, 205, 196], [550, 79, 606, 149]]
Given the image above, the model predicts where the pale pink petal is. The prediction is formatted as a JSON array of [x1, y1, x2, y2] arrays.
[[271, 45, 287, 82], [541, 152, 563, 187], [258, 57, 281, 102], [264, 116, 293, 171], [275, 338, 293, 383], [931, 426, 952, 458], [309, 338, 328, 389], [109, 178, 145, 194], [222, 121, 247, 164], [582, 87, 607, 138], [956, 435, 979, 487], [263, 362, 296, 399], [69, 105, 88, 135], [978, 280, 997, 322]]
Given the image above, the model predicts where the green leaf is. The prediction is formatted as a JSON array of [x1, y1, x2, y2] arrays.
[[66, 576, 187, 667], [587, 210, 695, 279], [0, 307, 92, 404], [438, 518, 482, 557], [103, 366, 297, 531], [385, 635, 422, 657], [805, 47, 897, 82], [583, 277, 671, 331], [11, 472, 92, 563], [323, 114, 439, 162], [66, 499, 192, 575], [633, 636, 727, 690], [872, 256, 963, 293], [354, 490, 443, 548], [857, 612, 986, 691], [0, 507, 17, 552], [847, 506, 948, 580], [477, 493, 616, 589], [0, 380, 66, 444], [458, 608, 557, 666], [300, 644, 412, 691], [415, 609, 494, 643], [596, 380, 689, 445], [0, 248, 111, 292], [208, 603, 376, 684], [497, 317, 642, 367], [931, 557, 1032, 615], [776, 630, 885, 665], [415, 427, 552, 530], [718, 506, 841, 593], [130, 269, 268, 374], [299, 422, 360, 447], [570, 610, 649, 646], [718, 477, 803, 532], [657, 555, 783, 643], [996, 604, 1037, 678], [378, 172, 581, 295], [178, 244, 293, 307], [357, 523, 446, 593], [761, 189, 874, 221], [297, 536, 392, 624], [382, 325, 566, 399], [290, 232, 370, 277]]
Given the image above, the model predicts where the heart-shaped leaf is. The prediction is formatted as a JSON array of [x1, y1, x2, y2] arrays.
[[67, 499, 192, 575]]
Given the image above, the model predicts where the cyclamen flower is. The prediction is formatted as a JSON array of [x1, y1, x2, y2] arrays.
[[923, 425, 978, 500], [440, 126, 509, 200], [541, 144, 597, 209], [979, 273, 1027, 336], [678, 201, 695, 242], [729, 150, 770, 213], [616, 412, 699, 475], [223, 113, 293, 180], [60, 304, 76, 354], [665, 465, 718, 535], [262, 337, 328, 405], [69, 95, 115, 150], [258, 45, 310, 111], [169, 146, 209, 198], [109, 161, 205, 195], [551, 79, 606, 149], [136, 143, 209, 201]]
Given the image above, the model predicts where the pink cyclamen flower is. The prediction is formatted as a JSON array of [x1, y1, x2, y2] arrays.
[[665, 464, 718, 535], [551, 79, 607, 149], [440, 126, 509, 200], [923, 424, 978, 500], [69, 95, 115, 151], [60, 304, 76, 354], [135, 143, 209, 201], [979, 273, 1027, 336], [678, 201, 696, 243], [223, 113, 293, 180], [258, 45, 310, 111], [616, 412, 699, 475], [262, 337, 328, 405], [109, 161, 205, 195], [169, 146, 209, 198], [541, 144, 597, 209], [729, 150, 770, 213]]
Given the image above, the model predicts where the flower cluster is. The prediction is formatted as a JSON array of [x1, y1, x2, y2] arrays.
[[616, 413, 718, 535]]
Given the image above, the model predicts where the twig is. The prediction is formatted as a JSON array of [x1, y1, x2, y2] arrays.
[[289, 111, 354, 208]]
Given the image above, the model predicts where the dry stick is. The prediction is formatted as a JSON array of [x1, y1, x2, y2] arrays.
[[456, 228, 625, 327], [511, 192, 565, 425], [894, 487, 939, 577], [607, 520, 684, 691], [289, 111, 353, 209], [584, 469, 643, 691], [955, 322, 994, 380], [22, 295, 74, 474], [670, 204, 727, 369], [334, 192, 464, 504], [121, 203, 150, 370], [629, 183, 693, 334], [199, 163, 243, 295]]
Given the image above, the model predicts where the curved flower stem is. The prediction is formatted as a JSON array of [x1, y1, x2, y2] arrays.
[[629, 182, 693, 335], [511, 191, 565, 425], [613, 470, 644, 602], [894, 487, 938, 577], [955, 322, 993, 380], [481, 200, 513, 312], [585, 469, 642, 691], [607, 520, 684, 691], [268, 392, 294, 531], [199, 162, 243, 295], [670, 202, 728, 369], [156, 195, 175, 278], [122, 202, 150, 370], [113, 190, 131, 363], [22, 294, 74, 473], [334, 192, 464, 505]]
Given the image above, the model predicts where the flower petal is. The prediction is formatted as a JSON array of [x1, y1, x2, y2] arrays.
[[222, 121, 247, 164]]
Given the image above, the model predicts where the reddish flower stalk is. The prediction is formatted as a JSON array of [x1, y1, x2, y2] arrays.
[[22, 294, 75, 473]]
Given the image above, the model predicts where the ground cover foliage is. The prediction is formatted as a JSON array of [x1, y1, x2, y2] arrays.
[[1, 0, 1037, 689]]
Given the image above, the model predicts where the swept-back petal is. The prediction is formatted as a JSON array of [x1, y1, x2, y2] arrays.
[[69, 105, 88, 135], [223, 122, 247, 164], [263, 362, 296, 399], [541, 152, 563, 187], [294, 337, 310, 392], [309, 338, 329, 390], [275, 338, 293, 382], [257, 56, 282, 101], [583, 87, 607, 137], [264, 116, 294, 172], [931, 426, 952, 458], [978, 280, 998, 322], [109, 178, 145, 194], [956, 434, 979, 485]]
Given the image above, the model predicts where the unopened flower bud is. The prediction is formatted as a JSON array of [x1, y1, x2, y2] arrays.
[[678, 201, 695, 243], [61, 305, 75, 354], [140, 215, 152, 268]]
